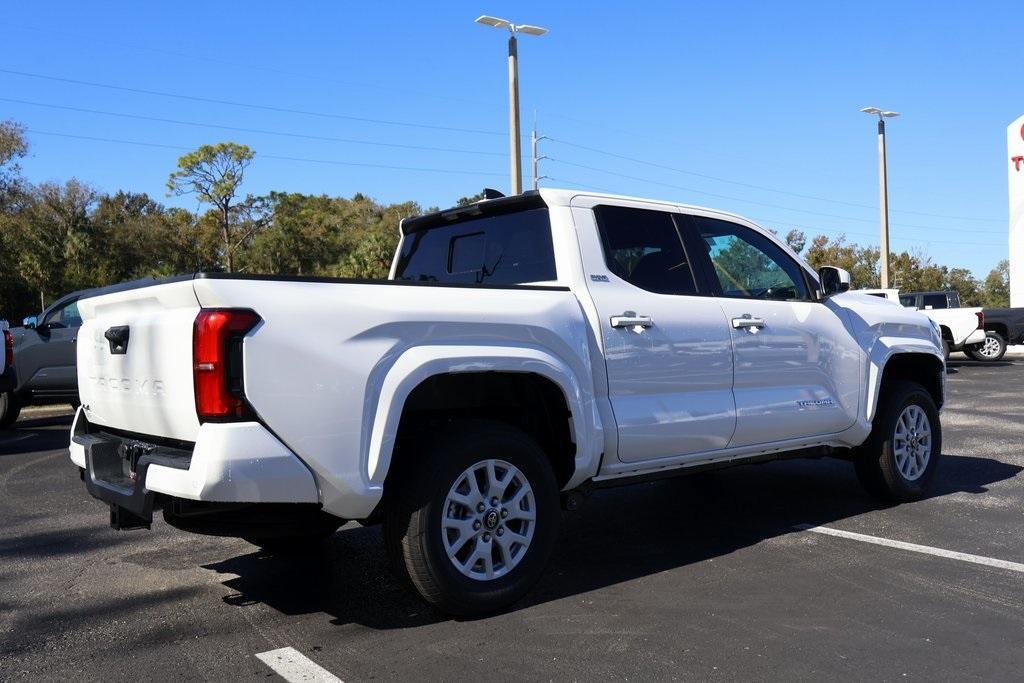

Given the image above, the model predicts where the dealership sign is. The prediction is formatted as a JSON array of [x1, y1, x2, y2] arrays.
[[1010, 114, 1024, 307]]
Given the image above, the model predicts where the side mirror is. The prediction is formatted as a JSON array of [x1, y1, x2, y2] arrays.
[[23, 316, 37, 330], [818, 266, 851, 298]]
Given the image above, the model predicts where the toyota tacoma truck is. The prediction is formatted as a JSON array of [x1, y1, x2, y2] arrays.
[[861, 288, 984, 359], [71, 189, 945, 615]]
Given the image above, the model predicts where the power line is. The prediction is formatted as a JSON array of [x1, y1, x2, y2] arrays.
[[1, 97, 504, 157], [0, 68, 505, 137], [546, 158, 1006, 235], [25, 130, 506, 177], [10, 24, 494, 110], [547, 137, 1003, 224]]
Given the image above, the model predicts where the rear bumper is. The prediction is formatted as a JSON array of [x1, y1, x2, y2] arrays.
[[962, 329, 987, 347], [70, 408, 320, 527]]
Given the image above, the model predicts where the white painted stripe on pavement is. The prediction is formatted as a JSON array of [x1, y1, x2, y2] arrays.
[[796, 524, 1024, 574], [256, 647, 344, 683]]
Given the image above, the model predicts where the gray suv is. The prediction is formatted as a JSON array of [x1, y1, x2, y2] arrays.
[[0, 291, 88, 427]]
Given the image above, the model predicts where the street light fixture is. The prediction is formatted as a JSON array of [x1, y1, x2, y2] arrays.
[[475, 15, 549, 195], [861, 107, 900, 288]]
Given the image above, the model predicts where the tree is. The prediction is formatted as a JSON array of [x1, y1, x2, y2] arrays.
[[945, 267, 981, 306], [804, 234, 880, 289], [784, 229, 806, 254], [982, 260, 1010, 308], [167, 142, 255, 272], [455, 191, 487, 207], [0, 120, 29, 208]]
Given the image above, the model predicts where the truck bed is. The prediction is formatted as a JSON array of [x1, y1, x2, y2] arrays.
[[75, 273, 597, 518]]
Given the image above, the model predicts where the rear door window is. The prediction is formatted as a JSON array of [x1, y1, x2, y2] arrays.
[[922, 294, 947, 309], [592, 205, 698, 295], [395, 208, 556, 285]]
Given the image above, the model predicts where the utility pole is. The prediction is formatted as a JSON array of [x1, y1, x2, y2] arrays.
[[531, 127, 548, 190], [475, 16, 549, 196], [861, 107, 900, 289]]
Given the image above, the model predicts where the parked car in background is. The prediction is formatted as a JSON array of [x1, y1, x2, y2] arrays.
[[1, 290, 91, 428], [70, 189, 946, 615], [900, 289, 1024, 362], [861, 288, 984, 359], [1, 319, 14, 400]]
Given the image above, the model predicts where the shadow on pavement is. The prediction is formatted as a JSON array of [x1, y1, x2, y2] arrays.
[[0, 414, 74, 456], [202, 451, 1022, 629]]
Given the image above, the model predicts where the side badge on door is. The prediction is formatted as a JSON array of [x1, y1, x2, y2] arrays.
[[590, 274, 610, 282]]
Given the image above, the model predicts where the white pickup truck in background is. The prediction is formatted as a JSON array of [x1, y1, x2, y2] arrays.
[[71, 189, 945, 615], [859, 288, 985, 359]]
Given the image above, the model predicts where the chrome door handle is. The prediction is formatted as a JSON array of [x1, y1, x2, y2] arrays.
[[731, 316, 767, 330], [610, 313, 654, 329]]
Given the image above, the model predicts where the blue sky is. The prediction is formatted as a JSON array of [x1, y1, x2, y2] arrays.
[[3, 1, 1018, 277]]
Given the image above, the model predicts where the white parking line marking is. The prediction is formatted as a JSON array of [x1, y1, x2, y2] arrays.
[[796, 524, 1024, 574], [255, 647, 343, 682]]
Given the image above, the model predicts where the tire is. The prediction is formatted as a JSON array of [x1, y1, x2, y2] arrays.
[[941, 339, 951, 361], [384, 419, 560, 617], [965, 330, 1006, 362], [0, 391, 21, 429], [855, 381, 942, 502]]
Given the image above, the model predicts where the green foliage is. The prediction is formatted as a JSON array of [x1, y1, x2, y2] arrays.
[[803, 234, 881, 289], [456, 191, 487, 207], [982, 260, 1010, 308], [0, 120, 29, 205], [167, 142, 255, 272]]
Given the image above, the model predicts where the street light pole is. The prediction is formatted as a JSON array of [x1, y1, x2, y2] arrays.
[[507, 32, 521, 194], [861, 107, 900, 289], [476, 15, 548, 196]]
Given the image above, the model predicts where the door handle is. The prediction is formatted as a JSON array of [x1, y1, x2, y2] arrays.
[[732, 316, 767, 330], [611, 313, 654, 329]]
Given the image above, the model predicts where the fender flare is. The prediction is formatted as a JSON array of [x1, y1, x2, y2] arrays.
[[363, 344, 603, 489], [864, 339, 945, 423]]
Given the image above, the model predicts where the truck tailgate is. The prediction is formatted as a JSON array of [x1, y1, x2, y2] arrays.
[[77, 279, 202, 442]]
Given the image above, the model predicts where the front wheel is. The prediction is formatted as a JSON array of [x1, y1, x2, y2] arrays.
[[855, 381, 942, 502], [0, 391, 21, 429], [965, 331, 1006, 362], [384, 420, 560, 616]]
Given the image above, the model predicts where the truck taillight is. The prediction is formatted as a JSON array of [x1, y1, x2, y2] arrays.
[[976, 311, 984, 330], [193, 309, 261, 422], [3, 329, 12, 368]]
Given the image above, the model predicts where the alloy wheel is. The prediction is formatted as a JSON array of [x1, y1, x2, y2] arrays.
[[441, 458, 536, 581], [893, 404, 932, 481]]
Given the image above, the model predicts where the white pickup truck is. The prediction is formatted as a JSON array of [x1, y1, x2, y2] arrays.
[[859, 288, 985, 359], [71, 189, 945, 615]]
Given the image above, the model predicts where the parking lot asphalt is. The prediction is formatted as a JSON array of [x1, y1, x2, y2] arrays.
[[2, 356, 1023, 681]]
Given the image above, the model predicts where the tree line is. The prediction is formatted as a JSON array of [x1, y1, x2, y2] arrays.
[[0, 118, 1011, 322]]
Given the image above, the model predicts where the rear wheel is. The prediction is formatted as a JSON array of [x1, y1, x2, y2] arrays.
[[384, 420, 560, 616], [965, 331, 1006, 362], [0, 392, 21, 429], [855, 381, 941, 502]]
